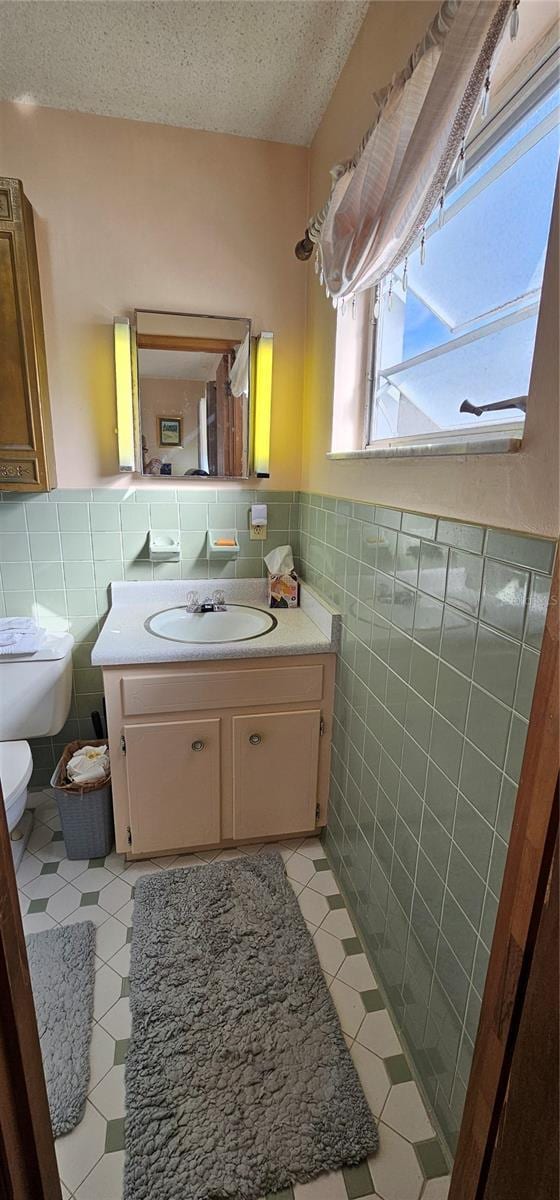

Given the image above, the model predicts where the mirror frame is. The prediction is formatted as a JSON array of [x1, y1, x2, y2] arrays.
[[130, 308, 256, 481]]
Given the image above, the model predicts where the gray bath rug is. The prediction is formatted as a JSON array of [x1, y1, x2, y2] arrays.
[[26, 920, 96, 1138], [125, 852, 378, 1200]]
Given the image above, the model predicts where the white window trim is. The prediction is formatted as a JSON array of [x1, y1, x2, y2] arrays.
[[329, 35, 559, 464]]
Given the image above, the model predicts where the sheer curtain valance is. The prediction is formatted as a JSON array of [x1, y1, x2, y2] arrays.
[[297, 0, 516, 302]]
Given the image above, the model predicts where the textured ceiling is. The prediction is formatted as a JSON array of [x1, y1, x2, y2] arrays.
[[0, 0, 369, 145]]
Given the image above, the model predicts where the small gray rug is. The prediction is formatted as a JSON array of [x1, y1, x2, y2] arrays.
[[26, 921, 96, 1138], [125, 852, 378, 1200]]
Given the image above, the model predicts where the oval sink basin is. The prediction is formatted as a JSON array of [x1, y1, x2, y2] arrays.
[[145, 604, 277, 644]]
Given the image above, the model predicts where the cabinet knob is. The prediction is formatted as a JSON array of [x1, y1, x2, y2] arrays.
[[191, 739, 205, 752], [248, 733, 262, 746]]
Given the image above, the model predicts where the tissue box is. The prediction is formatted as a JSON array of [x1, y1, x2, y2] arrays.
[[268, 570, 299, 608]]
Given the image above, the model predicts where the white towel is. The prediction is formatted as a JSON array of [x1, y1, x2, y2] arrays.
[[0, 618, 46, 656]]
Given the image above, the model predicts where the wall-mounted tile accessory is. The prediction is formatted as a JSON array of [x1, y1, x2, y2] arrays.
[[0, 177, 56, 492], [250, 503, 268, 541], [253, 332, 273, 478], [113, 318, 138, 473], [148, 532, 180, 562], [206, 530, 240, 558]]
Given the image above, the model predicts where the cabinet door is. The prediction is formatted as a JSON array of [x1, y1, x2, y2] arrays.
[[124, 718, 221, 854], [232, 709, 320, 840], [0, 177, 55, 491]]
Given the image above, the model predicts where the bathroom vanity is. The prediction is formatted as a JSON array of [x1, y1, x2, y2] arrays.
[[92, 581, 339, 859]]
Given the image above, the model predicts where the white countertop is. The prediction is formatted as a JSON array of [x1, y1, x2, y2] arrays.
[[91, 579, 340, 667]]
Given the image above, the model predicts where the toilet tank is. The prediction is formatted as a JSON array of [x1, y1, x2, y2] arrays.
[[0, 633, 74, 740]]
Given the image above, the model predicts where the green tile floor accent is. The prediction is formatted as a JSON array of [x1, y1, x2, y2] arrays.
[[414, 1138, 450, 1179], [28, 898, 48, 913], [113, 1039, 129, 1066], [384, 1054, 413, 1084], [80, 891, 99, 906], [342, 1161, 375, 1198], [328, 893, 346, 909], [342, 937, 363, 956], [361, 989, 385, 1012], [105, 1117, 126, 1154], [314, 858, 331, 871], [40, 861, 59, 875], [120, 977, 130, 998]]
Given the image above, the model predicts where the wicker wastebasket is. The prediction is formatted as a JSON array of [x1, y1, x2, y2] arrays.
[[50, 739, 114, 860]]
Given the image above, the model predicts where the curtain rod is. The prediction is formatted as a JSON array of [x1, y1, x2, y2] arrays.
[[294, 0, 462, 261]]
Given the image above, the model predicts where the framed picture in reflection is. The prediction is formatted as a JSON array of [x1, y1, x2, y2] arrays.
[[158, 416, 182, 446]]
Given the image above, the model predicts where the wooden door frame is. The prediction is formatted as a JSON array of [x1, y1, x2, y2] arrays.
[[0, 785, 61, 1200], [450, 554, 559, 1199]]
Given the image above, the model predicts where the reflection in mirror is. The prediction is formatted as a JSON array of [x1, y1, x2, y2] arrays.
[[136, 310, 251, 479]]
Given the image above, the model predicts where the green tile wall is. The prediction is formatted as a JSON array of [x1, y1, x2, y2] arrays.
[[293, 491, 556, 1154], [0, 486, 299, 785], [1, 483, 556, 1158]]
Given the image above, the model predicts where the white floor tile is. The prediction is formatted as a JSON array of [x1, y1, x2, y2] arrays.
[[288, 875, 305, 897], [34, 838, 68, 863], [297, 837, 327, 861], [72, 867, 116, 893], [370, 1122, 424, 1200], [103, 851, 127, 876], [99, 996, 131, 1040], [23, 912, 57, 935], [107, 943, 131, 978], [58, 857, 90, 882], [75, 1150, 125, 1200], [294, 1170, 348, 1198], [321, 907, 356, 939], [285, 851, 317, 886], [93, 964, 123, 1021], [88, 1023, 116, 1091], [114, 898, 134, 927], [47, 883, 83, 922], [55, 1100, 106, 1192], [98, 876, 133, 915], [421, 1178, 451, 1199], [89, 1064, 125, 1120], [337, 953, 377, 992], [297, 886, 330, 926], [22, 872, 66, 900], [95, 916, 128, 961], [307, 868, 339, 896], [329, 977, 366, 1038], [28, 822, 54, 852], [356, 1010, 402, 1059], [382, 1081, 435, 1143], [312, 927, 345, 975], [16, 851, 43, 886], [61, 905, 110, 929], [216, 848, 245, 861], [171, 854, 205, 869], [350, 1042, 391, 1118], [60, 1183, 71, 1200], [121, 861, 162, 885]]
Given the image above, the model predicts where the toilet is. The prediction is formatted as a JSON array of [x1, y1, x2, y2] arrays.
[[0, 632, 74, 868]]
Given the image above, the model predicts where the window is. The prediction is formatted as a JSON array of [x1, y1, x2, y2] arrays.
[[331, 51, 559, 457]]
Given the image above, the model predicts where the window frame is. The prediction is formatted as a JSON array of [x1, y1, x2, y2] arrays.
[[361, 43, 560, 456]]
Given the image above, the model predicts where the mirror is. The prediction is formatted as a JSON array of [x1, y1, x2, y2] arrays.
[[135, 310, 251, 479]]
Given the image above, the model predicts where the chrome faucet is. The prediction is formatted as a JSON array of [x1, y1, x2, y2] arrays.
[[185, 589, 226, 614]]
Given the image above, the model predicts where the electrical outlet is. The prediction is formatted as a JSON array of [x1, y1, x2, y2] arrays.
[[250, 523, 267, 541]]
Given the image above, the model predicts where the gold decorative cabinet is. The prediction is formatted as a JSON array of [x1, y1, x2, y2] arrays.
[[102, 654, 336, 858], [0, 177, 56, 491]]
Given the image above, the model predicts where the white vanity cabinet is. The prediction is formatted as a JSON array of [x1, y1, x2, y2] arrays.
[[102, 653, 335, 858]]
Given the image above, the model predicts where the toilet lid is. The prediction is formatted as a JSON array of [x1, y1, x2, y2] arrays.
[[0, 741, 33, 807]]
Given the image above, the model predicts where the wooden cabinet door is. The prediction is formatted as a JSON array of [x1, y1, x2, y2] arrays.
[[0, 178, 56, 491], [124, 718, 221, 854], [232, 709, 320, 840]]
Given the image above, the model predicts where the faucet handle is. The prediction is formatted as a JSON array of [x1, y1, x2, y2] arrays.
[[212, 589, 226, 609], [186, 590, 199, 612]]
